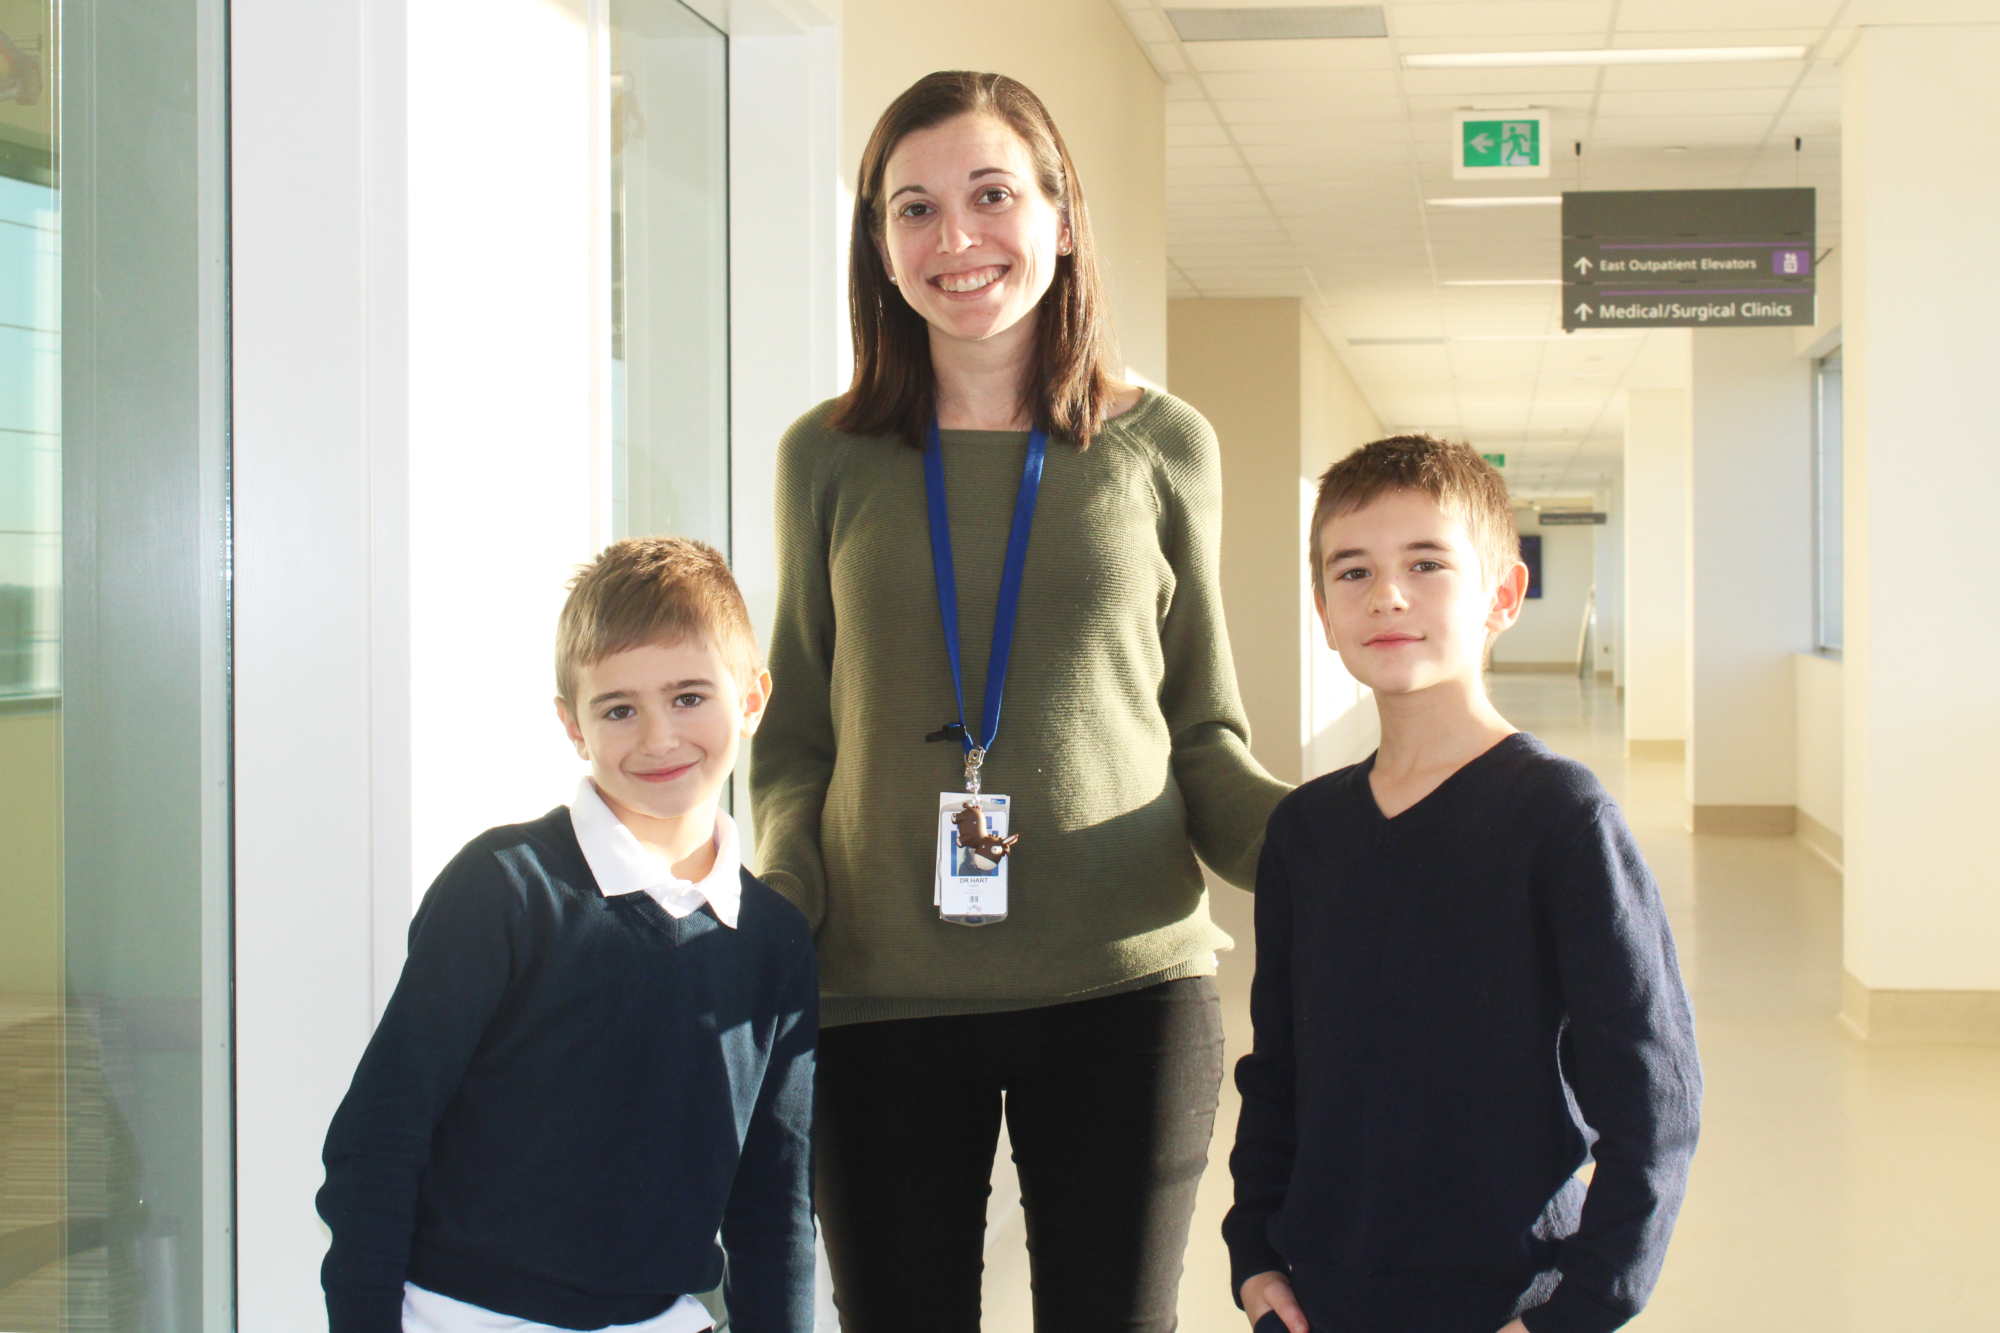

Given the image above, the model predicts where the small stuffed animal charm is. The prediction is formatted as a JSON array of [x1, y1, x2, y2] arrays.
[[954, 801, 1019, 863]]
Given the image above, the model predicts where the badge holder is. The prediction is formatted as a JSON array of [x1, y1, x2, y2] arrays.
[[934, 747, 1014, 926]]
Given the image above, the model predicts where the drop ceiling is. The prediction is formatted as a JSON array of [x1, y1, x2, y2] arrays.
[[1110, 0, 1990, 495]]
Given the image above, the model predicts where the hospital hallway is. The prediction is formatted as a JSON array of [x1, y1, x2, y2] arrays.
[[973, 675, 2000, 1333]]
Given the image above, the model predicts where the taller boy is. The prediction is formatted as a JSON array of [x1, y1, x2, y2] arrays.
[[1225, 437, 1701, 1333], [319, 538, 817, 1333]]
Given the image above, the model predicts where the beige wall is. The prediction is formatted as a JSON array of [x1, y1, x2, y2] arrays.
[[0, 707, 60, 994], [1795, 652, 1842, 843], [1168, 299, 1382, 783], [1841, 26, 2000, 997], [840, 0, 1168, 385], [1497, 512, 1593, 669]]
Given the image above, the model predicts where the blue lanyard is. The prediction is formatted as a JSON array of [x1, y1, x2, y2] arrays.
[[924, 417, 1048, 780]]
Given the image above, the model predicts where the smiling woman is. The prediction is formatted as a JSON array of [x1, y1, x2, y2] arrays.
[[752, 69, 1291, 1333]]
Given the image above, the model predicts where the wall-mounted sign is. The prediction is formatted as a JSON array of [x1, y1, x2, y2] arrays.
[[1482, 453, 1507, 468], [1562, 189, 1814, 330], [1454, 109, 1551, 180], [1537, 511, 1608, 525]]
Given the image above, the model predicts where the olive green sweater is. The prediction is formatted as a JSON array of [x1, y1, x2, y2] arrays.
[[751, 390, 1291, 1027]]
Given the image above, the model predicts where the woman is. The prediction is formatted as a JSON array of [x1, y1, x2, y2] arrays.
[[751, 70, 1288, 1332]]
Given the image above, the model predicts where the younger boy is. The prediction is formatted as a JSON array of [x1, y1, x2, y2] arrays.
[[319, 537, 817, 1333], [1224, 437, 1700, 1333]]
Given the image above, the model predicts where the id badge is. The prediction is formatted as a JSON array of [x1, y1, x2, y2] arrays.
[[935, 792, 1010, 926]]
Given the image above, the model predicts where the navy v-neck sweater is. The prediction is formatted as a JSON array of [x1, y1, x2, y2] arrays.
[[1224, 734, 1700, 1333], [318, 807, 817, 1333]]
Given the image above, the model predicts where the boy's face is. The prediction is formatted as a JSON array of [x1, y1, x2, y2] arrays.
[[555, 636, 771, 825], [1313, 488, 1527, 698]]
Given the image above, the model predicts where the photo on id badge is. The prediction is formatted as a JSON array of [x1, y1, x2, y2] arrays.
[[936, 792, 1010, 926]]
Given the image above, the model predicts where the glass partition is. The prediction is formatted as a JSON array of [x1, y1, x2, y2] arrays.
[[0, 0, 232, 1326], [609, 0, 730, 554]]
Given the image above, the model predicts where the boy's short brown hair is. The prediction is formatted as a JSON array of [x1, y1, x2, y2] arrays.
[[556, 537, 761, 705], [1308, 434, 1519, 600]]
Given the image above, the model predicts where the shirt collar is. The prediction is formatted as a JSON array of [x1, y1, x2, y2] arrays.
[[568, 777, 741, 929]]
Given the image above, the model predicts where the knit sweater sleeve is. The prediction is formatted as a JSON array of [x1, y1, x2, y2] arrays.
[[317, 840, 524, 1333], [1524, 801, 1703, 1333], [750, 413, 839, 931], [1149, 401, 1292, 889], [719, 921, 818, 1333], [1221, 823, 1300, 1297]]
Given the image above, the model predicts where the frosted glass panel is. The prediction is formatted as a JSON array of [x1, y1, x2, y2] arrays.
[[609, 0, 729, 554]]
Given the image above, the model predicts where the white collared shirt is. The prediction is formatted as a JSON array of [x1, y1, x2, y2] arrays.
[[403, 1283, 712, 1333], [568, 777, 741, 928]]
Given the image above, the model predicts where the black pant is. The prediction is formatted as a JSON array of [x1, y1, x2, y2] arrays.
[[814, 977, 1225, 1333]]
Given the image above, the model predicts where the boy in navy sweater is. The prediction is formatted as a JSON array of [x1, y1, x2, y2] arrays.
[[1225, 438, 1700, 1333], [319, 538, 816, 1333]]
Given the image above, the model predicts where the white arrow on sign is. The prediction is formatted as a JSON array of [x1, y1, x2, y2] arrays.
[[1573, 255, 1593, 275], [1574, 301, 1593, 321], [1468, 132, 1494, 153]]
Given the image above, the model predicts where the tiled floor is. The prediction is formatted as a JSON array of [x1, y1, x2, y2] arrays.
[[977, 675, 2000, 1331]]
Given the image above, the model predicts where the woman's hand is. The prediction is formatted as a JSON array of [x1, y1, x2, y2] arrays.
[[1240, 1271, 1309, 1332]]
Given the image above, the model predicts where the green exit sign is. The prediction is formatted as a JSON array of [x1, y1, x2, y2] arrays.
[[1452, 109, 1551, 180], [1482, 453, 1507, 468]]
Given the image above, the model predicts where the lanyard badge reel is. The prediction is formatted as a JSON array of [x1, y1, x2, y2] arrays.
[[924, 418, 1045, 926]]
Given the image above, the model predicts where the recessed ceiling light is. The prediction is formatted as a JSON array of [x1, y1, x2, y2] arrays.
[[1427, 196, 1562, 208], [1403, 46, 1806, 69], [1663, 145, 1689, 154]]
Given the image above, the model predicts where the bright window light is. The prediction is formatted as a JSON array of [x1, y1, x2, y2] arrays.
[[1404, 46, 1806, 69], [1427, 196, 1563, 208]]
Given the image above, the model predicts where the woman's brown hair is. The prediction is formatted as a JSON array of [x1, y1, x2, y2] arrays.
[[828, 70, 1123, 451]]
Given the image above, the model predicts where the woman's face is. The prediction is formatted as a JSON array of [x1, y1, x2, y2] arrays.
[[877, 112, 1071, 350]]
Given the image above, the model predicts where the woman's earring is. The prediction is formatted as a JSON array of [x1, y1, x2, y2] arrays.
[[888, 274, 899, 285]]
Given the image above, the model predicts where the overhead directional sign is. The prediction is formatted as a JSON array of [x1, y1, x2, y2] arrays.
[[1454, 109, 1551, 180], [1562, 189, 1815, 331], [1537, 511, 1608, 525]]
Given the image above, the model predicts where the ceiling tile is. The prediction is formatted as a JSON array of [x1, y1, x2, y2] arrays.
[[1166, 100, 1223, 126], [1587, 114, 1776, 143], [1184, 37, 1398, 71], [1168, 122, 1237, 147], [1847, 0, 2000, 21], [1200, 69, 1404, 100], [1391, 1, 1615, 39], [1594, 87, 1790, 117], [1399, 66, 1604, 95], [1614, 0, 1842, 30], [1168, 144, 1248, 167], [1598, 61, 1804, 90]]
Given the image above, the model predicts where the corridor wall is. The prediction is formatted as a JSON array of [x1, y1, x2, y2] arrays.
[[1167, 298, 1381, 786], [1494, 511, 1592, 672], [1839, 22, 2000, 1042]]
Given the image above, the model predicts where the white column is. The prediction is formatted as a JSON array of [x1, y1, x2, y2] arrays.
[[728, 1, 846, 851], [1621, 387, 1690, 758], [232, 0, 409, 1321], [1840, 24, 2000, 1039], [1685, 329, 1814, 829]]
